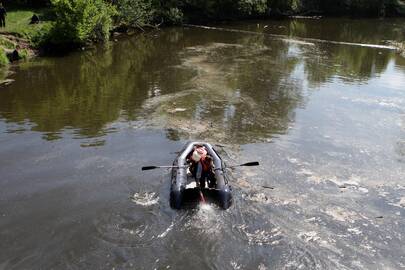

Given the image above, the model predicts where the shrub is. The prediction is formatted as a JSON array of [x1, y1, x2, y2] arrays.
[[238, 0, 268, 15], [0, 48, 10, 66], [115, 0, 155, 27], [0, 37, 16, 50], [18, 49, 30, 60], [166, 0, 269, 22], [47, 0, 116, 46], [163, 7, 184, 24]]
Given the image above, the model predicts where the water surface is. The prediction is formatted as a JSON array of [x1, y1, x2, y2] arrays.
[[1, 18, 405, 269]]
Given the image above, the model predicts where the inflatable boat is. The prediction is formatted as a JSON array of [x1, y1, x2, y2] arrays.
[[170, 142, 232, 210]]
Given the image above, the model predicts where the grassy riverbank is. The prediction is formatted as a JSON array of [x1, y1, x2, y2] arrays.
[[1, 9, 50, 37], [0, 8, 52, 65]]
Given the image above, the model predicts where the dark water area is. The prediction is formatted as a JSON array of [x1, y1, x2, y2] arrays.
[[1, 18, 405, 269]]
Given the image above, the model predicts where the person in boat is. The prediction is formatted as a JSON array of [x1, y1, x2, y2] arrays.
[[188, 146, 215, 188]]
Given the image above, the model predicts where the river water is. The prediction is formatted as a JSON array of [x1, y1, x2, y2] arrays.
[[1, 18, 405, 269]]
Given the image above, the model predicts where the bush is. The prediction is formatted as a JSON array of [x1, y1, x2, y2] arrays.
[[164, 0, 269, 22], [162, 7, 184, 24], [0, 37, 16, 50], [18, 49, 30, 60], [47, 0, 116, 46], [115, 0, 155, 27], [0, 48, 10, 66], [238, 0, 268, 15]]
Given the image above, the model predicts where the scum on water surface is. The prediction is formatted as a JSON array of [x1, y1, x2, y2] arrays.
[[1, 18, 405, 269]]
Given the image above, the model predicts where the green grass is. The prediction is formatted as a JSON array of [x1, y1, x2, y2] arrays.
[[0, 8, 54, 65], [0, 9, 53, 40], [0, 36, 15, 49], [0, 47, 9, 66]]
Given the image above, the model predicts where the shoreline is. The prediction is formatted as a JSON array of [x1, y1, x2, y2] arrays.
[[1, 16, 405, 86]]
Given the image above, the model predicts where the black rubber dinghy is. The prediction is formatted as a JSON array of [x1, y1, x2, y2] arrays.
[[170, 142, 232, 210]]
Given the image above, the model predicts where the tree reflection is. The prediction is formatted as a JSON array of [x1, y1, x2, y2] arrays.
[[0, 21, 401, 144], [0, 32, 194, 140]]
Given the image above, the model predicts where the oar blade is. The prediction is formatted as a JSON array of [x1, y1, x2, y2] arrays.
[[242, 161, 260, 167], [142, 166, 158, 171]]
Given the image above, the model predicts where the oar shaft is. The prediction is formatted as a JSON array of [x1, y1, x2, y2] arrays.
[[142, 165, 188, 171]]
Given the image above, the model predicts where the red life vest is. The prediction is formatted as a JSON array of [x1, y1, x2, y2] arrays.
[[201, 158, 212, 172]]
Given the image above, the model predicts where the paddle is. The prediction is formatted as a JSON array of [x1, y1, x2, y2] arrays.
[[226, 161, 260, 169], [142, 162, 260, 171], [142, 165, 187, 171]]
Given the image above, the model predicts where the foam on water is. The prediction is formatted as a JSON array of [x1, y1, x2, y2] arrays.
[[199, 203, 214, 212], [157, 222, 174, 239], [131, 192, 159, 206]]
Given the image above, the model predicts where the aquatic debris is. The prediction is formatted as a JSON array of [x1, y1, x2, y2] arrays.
[[237, 224, 282, 246], [235, 178, 252, 189], [347, 227, 362, 235], [389, 197, 405, 208], [140, 42, 286, 144], [167, 108, 187, 113], [358, 187, 369, 194], [80, 140, 106, 148], [298, 231, 321, 243], [185, 24, 398, 50], [399, 197, 405, 207], [131, 192, 159, 206], [386, 40, 405, 58], [245, 192, 270, 203], [297, 168, 314, 177], [304, 172, 371, 193], [325, 206, 361, 223]]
